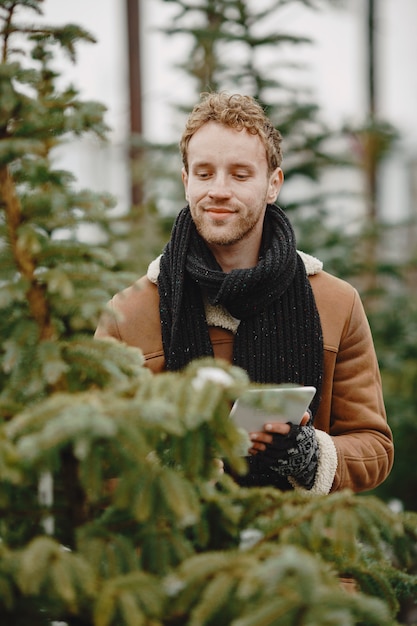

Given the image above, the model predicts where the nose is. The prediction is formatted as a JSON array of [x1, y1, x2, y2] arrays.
[[207, 173, 232, 199]]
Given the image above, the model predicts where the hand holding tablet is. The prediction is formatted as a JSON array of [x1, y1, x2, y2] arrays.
[[230, 385, 316, 433]]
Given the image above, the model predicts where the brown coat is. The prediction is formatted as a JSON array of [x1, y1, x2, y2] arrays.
[[95, 269, 394, 494]]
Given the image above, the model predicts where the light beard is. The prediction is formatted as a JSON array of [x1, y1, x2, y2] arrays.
[[192, 204, 267, 247]]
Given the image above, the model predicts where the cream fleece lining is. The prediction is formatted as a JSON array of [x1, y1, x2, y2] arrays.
[[288, 429, 338, 495]]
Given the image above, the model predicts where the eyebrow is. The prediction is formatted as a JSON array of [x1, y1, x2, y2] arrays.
[[191, 161, 211, 169], [191, 161, 256, 170]]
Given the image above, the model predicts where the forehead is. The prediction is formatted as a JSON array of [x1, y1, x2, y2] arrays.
[[187, 121, 268, 167]]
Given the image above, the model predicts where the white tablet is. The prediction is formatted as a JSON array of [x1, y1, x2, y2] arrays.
[[230, 385, 316, 432]]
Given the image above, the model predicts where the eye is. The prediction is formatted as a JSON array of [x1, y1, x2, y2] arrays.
[[196, 170, 211, 179], [234, 171, 250, 180]]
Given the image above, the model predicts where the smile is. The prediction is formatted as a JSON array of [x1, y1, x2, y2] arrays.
[[204, 208, 235, 217]]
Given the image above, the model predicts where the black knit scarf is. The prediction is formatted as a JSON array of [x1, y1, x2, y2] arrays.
[[158, 204, 323, 417]]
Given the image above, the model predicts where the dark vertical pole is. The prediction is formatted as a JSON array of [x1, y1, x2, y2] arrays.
[[126, 0, 143, 207], [363, 0, 378, 300], [368, 0, 376, 117], [367, 0, 377, 221]]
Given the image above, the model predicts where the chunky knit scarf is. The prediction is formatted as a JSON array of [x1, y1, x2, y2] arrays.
[[158, 204, 323, 416]]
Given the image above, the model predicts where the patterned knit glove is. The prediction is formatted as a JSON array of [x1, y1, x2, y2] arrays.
[[257, 417, 320, 490]]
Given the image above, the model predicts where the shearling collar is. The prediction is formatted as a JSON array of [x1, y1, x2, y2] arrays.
[[296, 250, 323, 276], [147, 250, 323, 285], [147, 251, 323, 334]]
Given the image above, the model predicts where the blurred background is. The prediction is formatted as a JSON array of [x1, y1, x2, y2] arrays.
[[36, 0, 417, 511], [39, 0, 417, 223]]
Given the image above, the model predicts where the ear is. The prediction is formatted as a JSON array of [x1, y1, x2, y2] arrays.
[[267, 167, 284, 203], [181, 167, 189, 200]]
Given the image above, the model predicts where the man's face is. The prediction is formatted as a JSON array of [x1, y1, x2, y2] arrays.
[[182, 122, 283, 262]]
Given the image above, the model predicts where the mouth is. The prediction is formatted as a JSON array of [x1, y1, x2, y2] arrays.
[[204, 207, 235, 219]]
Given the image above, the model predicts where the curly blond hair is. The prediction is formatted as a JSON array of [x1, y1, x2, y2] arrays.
[[180, 92, 283, 174]]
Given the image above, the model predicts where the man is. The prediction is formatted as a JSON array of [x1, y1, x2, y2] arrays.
[[95, 92, 393, 495]]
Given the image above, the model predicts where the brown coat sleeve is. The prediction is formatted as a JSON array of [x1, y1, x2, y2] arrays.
[[311, 272, 394, 492], [94, 277, 166, 372]]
